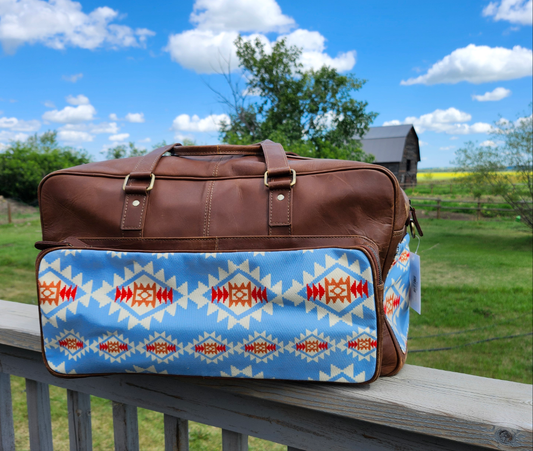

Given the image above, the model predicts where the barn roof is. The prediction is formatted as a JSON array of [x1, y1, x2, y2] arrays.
[[358, 124, 419, 163]]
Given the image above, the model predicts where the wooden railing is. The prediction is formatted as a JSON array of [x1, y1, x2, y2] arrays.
[[0, 299, 531, 451]]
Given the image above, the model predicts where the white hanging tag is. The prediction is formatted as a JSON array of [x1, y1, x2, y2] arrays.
[[409, 252, 421, 314]]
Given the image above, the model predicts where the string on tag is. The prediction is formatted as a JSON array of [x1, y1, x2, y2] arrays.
[[414, 235, 421, 254]]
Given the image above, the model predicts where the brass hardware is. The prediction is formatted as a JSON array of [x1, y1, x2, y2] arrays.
[[264, 169, 296, 188], [123, 173, 156, 192]]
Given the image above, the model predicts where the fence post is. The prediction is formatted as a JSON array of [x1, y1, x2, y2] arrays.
[[437, 199, 441, 219], [7, 202, 11, 225], [477, 202, 482, 221]]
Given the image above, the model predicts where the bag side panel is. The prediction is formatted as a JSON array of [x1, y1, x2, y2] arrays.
[[380, 234, 411, 376]]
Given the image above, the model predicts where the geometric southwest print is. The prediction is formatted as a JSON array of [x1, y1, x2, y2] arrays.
[[383, 235, 411, 353], [38, 247, 377, 382]]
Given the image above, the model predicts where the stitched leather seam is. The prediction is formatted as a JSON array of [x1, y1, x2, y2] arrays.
[[268, 191, 273, 235], [203, 181, 214, 236], [287, 190, 291, 232], [81, 235, 373, 242], [138, 195, 147, 231], [203, 157, 221, 236], [121, 195, 130, 230]]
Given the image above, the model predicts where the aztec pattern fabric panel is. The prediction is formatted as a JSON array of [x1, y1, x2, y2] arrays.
[[37, 247, 379, 383], [383, 235, 410, 353]]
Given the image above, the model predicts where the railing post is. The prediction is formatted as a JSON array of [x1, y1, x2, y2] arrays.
[[164, 415, 189, 451], [6, 202, 11, 225], [477, 201, 482, 221], [112, 401, 139, 451], [222, 429, 247, 451], [67, 389, 93, 451], [437, 199, 441, 219], [26, 379, 53, 451], [0, 373, 15, 451]]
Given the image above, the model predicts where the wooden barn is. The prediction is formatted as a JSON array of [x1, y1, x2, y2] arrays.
[[359, 124, 420, 187]]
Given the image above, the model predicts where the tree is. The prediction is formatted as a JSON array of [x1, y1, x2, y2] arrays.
[[105, 142, 147, 159], [454, 107, 532, 228], [215, 36, 377, 161], [0, 131, 91, 204]]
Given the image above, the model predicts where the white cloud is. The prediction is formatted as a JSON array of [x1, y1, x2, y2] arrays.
[[0, 130, 29, 142], [109, 113, 119, 121], [0, 0, 155, 54], [419, 140, 429, 146], [171, 113, 229, 132], [480, 140, 498, 147], [90, 122, 119, 134], [439, 145, 456, 151], [0, 116, 40, 131], [62, 73, 83, 83], [138, 137, 151, 143], [450, 136, 459, 140], [43, 100, 55, 108], [166, 0, 355, 74], [191, 0, 295, 33], [42, 104, 96, 124], [472, 87, 512, 101], [401, 44, 532, 85], [66, 94, 90, 105], [279, 29, 356, 71], [125, 112, 145, 123], [57, 130, 94, 143], [166, 29, 244, 73], [384, 107, 493, 135], [109, 133, 130, 141], [483, 0, 532, 25]]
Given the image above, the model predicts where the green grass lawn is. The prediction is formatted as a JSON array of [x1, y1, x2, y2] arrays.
[[1, 216, 532, 449]]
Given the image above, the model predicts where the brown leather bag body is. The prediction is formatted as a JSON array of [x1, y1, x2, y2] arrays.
[[36, 140, 413, 381]]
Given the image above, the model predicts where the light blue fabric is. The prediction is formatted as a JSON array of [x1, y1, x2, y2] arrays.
[[38, 247, 379, 382], [383, 235, 411, 352]]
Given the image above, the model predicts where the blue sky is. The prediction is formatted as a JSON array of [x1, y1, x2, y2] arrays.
[[0, 0, 531, 168]]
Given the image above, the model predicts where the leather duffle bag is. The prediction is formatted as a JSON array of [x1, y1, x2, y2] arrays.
[[35, 140, 419, 383]]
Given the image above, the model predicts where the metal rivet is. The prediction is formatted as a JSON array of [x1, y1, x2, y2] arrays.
[[277, 194, 285, 201], [132, 200, 140, 207]]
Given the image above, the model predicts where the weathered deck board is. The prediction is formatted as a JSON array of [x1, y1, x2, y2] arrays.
[[67, 389, 92, 451], [25, 379, 53, 451], [222, 429, 248, 451], [0, 372, 15, 451], [0, 300, 531, 451], [112, 401, 139, 451], [0, 344, 504, 451], [164, 415, 188, 451]]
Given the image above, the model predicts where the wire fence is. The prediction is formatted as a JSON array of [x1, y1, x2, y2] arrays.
[[410, 197, 532, 220], [0, 196, 39, 225]]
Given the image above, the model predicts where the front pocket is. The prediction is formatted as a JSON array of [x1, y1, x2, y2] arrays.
[[37, 247, 380, 383]]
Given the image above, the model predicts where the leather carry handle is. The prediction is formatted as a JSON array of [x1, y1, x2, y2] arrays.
[[124, 140, 291, 189], [121, 140, 294, 237]]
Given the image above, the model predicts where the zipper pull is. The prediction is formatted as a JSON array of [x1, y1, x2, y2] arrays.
[[408, 202, 424, 237]]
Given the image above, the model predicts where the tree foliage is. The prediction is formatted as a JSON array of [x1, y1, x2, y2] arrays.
[[454, 107, 533, 228], [0, 131, 91, 204], [105, 142, 148, 159], [216, 36, 377, 161]]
